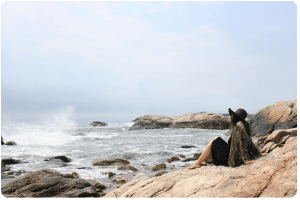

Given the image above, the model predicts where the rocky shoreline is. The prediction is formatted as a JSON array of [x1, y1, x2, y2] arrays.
[[1, 97, 297, 197], [104, 131, 297, 197]]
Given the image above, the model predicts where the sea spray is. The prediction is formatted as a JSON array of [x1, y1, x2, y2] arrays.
[[1, 107, 77, 145]]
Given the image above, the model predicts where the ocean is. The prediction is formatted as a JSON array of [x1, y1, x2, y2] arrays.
[[1, 109, 229, 191]]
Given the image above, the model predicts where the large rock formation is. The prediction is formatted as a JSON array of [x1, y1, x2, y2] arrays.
[[1, 169, 106, 197], [129, 115, 173, 130], [104, 135, 297, 198], [250, 97, 297, 136], [258, 128, 297, 154], [129, 113, 229, 131]]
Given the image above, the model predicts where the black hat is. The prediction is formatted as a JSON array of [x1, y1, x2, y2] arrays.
[[228, 108, 247, 121]]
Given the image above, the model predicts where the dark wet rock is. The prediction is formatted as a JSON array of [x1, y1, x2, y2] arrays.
[[102, 171, 116, 178], [90, 121, 107, 127], [113, 177, 128, 184], [44, 156, 72, 163], [117, 165, 138, 172], [63, 172, 80, 178], [182, 157, 197, 162], [181, 153, 202, 163], [154, 171, 168, 177], [87, 180, 106, 190], [2, 158, 21, 165], [1, 163, 11, 173], [1, 169, 106, 197], [152, 163, 166, 171], [167, 156, 180, 163], [167, 154, 185, 163], [1, 136, 4, 145], [250, 97, 297, 136], [1, 163, 24, 182], [5, 141, 17, 145], [91, 158, 130, 167], [108, 172, 116, 177], [77, 167, 92, 170], [181, 145, 197, 148]]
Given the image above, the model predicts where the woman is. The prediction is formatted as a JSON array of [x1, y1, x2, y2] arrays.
[[188, 108, 261, 169]]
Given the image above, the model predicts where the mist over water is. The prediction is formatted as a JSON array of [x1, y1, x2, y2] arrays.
[[1, 107, 229, 190], [1, 107, 78, 145]]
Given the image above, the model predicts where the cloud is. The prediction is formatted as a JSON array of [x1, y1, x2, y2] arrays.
[[1, 1, 297, 116]]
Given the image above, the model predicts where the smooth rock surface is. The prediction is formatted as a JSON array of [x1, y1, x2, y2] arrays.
[[104, 137, 297, 198], [129, 115, 173, 130], [129, 113, 230, 130], [250, 97, 297, 136], [263, 128, 297, 145], [171, 113, 230, 129]]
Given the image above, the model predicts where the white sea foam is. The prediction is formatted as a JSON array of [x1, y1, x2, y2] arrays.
[[85, 132, 119, 139], [1, 107, 77, 145]]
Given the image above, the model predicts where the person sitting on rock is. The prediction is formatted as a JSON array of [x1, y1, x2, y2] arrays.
[[188, 108, 261, 169]]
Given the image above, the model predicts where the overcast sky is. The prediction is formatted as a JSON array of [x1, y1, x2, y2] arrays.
[[1, 1, 297, 121]]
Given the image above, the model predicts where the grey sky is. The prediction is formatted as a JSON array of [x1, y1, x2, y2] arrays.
[[1, 1, 297, 121]]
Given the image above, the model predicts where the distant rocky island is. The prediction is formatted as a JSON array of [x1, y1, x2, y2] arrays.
[[129, 112, 230, 131], [90, 121, 107, 127]]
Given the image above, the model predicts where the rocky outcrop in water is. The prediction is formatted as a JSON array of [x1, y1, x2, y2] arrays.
[[250, 97, 297, 136], [90, 121, 107, 127], [5, 141, 17, 145], [2, 158, 22, 165], [1, 169, 107, 197], [104, 132, 297, 198], [129, 113, 230, 131], [152, 163, 166, 171], [91, 158, 130, 167], [167, 154, 185, 163], [1, 136, 17, 145], [44, 156, 72, 163]]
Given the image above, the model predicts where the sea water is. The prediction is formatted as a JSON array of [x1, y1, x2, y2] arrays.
[[1, 110, 229, 191]]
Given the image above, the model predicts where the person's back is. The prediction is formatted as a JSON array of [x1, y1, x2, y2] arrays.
[[188, 108, 261, 169]]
